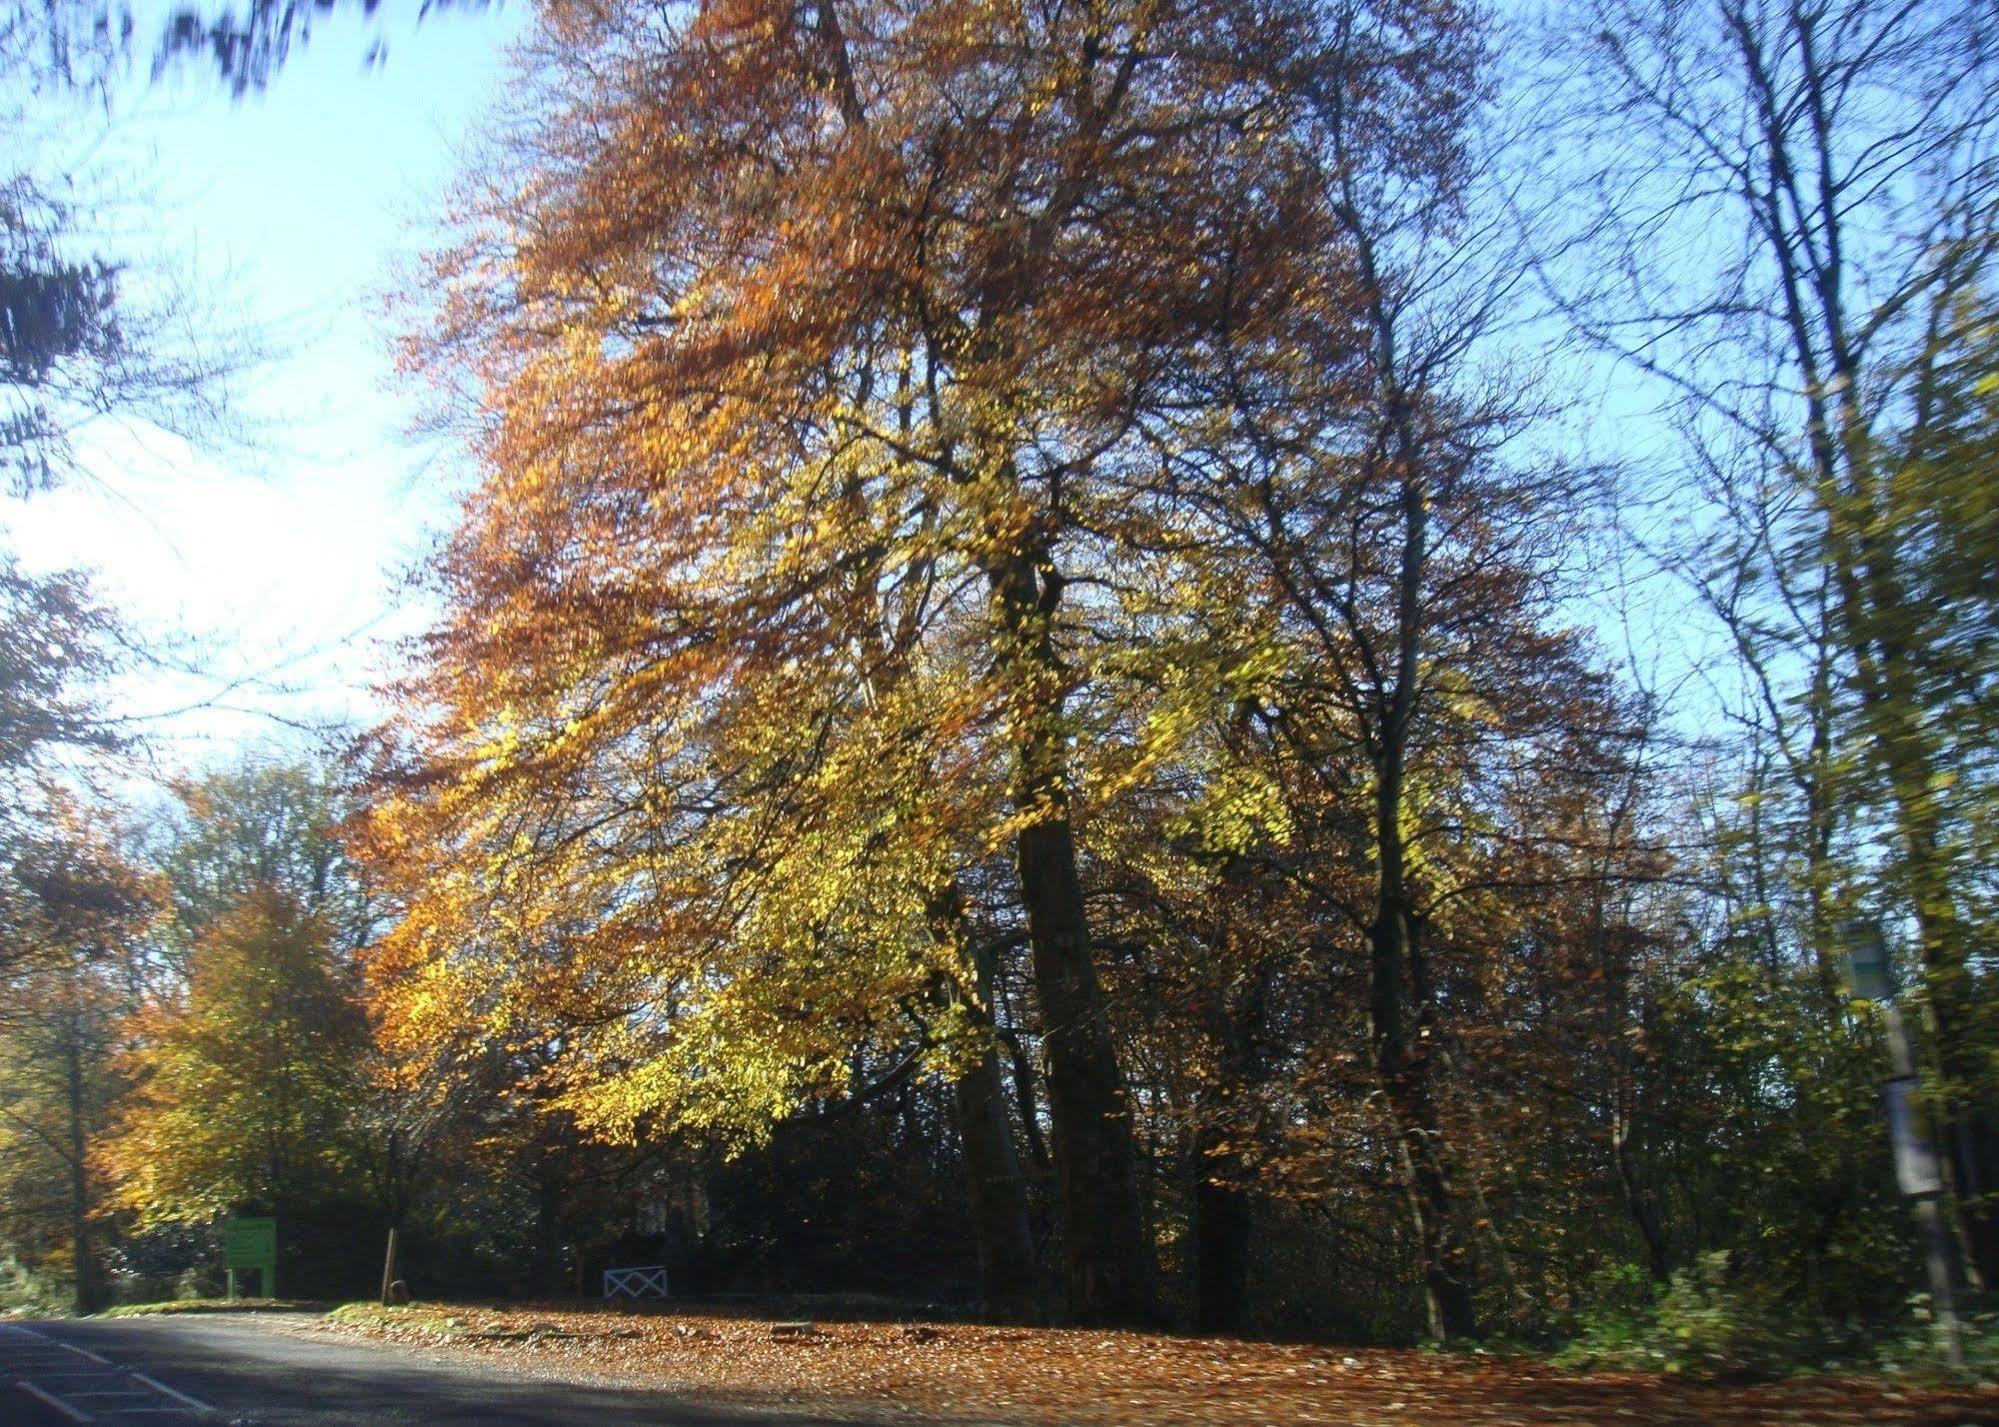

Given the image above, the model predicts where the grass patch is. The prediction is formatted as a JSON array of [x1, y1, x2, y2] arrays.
[[98, 1298, 310, 1318], [326, 1301, 464, 1333]]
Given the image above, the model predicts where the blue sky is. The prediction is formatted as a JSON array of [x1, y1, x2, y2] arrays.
[[4, 4, 529, 767]]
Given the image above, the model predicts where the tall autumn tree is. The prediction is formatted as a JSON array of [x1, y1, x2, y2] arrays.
[[0, 796, 159, 1312], [97, 759, 403, 1298], [102, 886, 367, 1234], [380, 0, 1479, 1325], [1098, 2, 1651, 1335], [357, 533, 1043, 1310]]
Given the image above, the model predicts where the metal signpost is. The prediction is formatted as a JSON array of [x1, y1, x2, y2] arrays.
[[222, 1216, 277, 1301], [1839, 920, 1963, 1369]]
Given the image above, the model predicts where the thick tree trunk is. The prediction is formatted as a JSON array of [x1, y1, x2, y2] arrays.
[[534, 1157, 565, 1299], [1600, 881, 1670, 1284], [933, 888, 1040, 1321], [1192, 1133, 1252, 1334], [1612, 1121, 1669, 1282], [1371, 767, 1476, 1342], [987, 548, 1156, 1327], [1016, 814, 1156, 1325], [1194, 916, 1271, 1335], [952, 1031, 1041, 1320], [1375, 899, 1471, 1335], [1947, 1108, 1999, 1291]]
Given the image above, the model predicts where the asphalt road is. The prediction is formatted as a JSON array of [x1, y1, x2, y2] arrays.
[[0, 1314, 849, 1426]]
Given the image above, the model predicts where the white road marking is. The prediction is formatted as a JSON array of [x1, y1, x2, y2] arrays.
[[15, 1379, 98, 1422], [4, 1324, 216, 1420], [127, 1373, 214, 1415]]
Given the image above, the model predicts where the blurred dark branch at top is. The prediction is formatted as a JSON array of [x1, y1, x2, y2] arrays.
[[2, 0, 488, 100], [155, 0, 491, 95]]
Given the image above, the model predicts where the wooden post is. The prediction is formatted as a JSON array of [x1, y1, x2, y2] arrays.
[[225, 1268, 237, 1303], [380, 1227, 400, 1307]]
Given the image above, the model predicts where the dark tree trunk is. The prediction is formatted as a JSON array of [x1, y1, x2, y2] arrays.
[[1016, 814, 1156, 1325], [999, 1026, 1051, 1171], [988, 547, 1156, 1327], [1371, 753, 1476, 1342], [1358, 353, 1476, 1338], [1192, 1133, 1252, 1335], [927, 883, 1039, 1319], [933, 889, 1041, 1321], [1613, 1123, 1670, 1283], [952, 1031, 1041, 1320], [534, 1157, 565, 1299], [1194, 910, 1272, 1336], [1371, 902, 1476, 1340], [1947, 1105, 1999, 1292]]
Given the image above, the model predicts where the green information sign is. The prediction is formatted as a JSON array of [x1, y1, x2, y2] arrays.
[[222, 1216, 276, 1299]]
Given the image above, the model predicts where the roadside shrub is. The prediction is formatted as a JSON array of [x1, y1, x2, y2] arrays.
[[0, 1249, 66, 1316], [1874, 1294, 1999, 1379], [1558, 1253, 1831, 1379]]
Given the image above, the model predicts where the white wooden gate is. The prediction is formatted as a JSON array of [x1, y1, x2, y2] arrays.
[[602, 1264, 670, 1300]]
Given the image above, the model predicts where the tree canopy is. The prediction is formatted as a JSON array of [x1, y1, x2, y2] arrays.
[[1, 0, 1995, 1372]]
